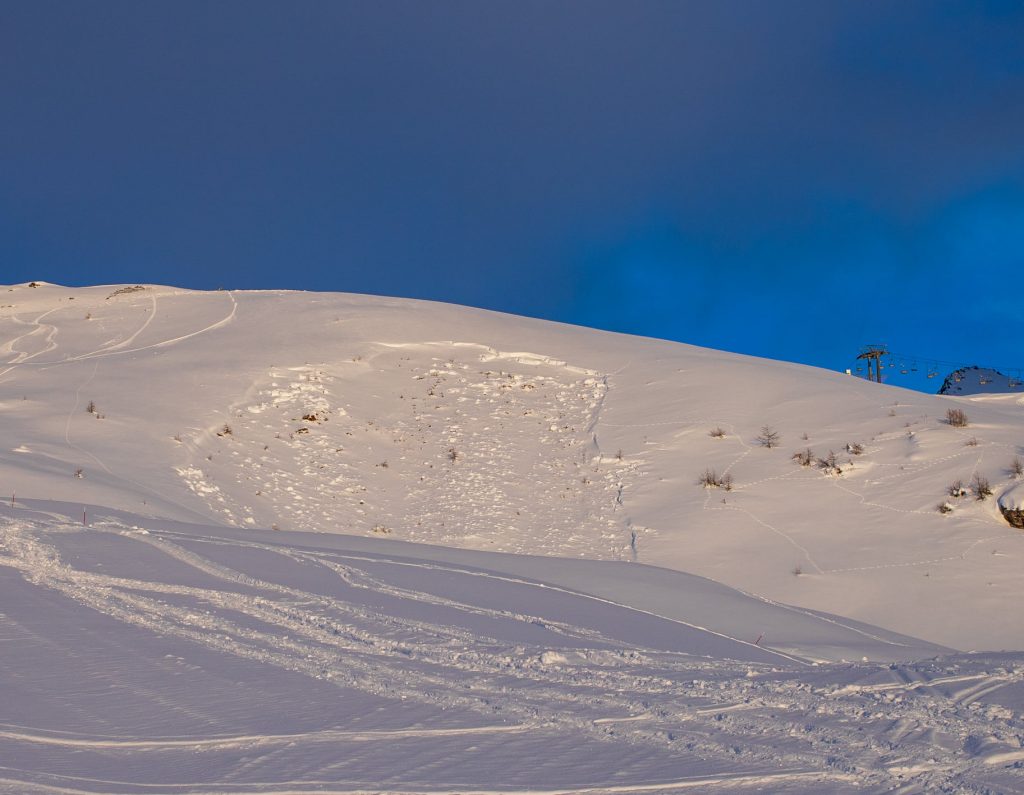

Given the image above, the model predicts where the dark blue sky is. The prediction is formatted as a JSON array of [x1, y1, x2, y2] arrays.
[[3, 2, 1023, 389]]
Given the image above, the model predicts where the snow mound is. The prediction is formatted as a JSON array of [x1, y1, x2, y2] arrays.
[[1000, 482, 1024, 512]]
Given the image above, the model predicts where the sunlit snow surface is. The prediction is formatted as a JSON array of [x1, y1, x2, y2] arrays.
[[3, 283, 1024, 793]]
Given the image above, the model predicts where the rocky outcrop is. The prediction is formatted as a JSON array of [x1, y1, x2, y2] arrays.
[[938, 366, 1016, 396], [999, 483, 1024, 529]]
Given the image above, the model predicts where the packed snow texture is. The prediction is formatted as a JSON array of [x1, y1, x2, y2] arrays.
[[3, 282, 1024, 793]]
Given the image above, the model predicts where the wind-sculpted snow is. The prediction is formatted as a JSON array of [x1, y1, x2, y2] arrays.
[[2, 503, 1023, 794]]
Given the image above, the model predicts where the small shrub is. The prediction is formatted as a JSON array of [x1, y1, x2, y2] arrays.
[[616, 448, 624, 460], [937, 502, 954, 514], [756, 425, 781, 448], [792, 564, 803, 576], [792, 448, 814, 467], [948, 479, 967, 498], [971, 473, 993, 501], [946, 408, 969, 427], [709, 427, 726, 438], [106, 285, 145, 299], [86, 400, 96, 414], [965, 437, 979, 447], [74, 468, 83, 479], [698, 468, 720, 488], [817, 450, 842, 475], [846, 442, 865, 455], [216, 424, 233, 437], [1011, 456, 1024, 478], [699, 469, 733, 490], [448, 447, 459, 462]]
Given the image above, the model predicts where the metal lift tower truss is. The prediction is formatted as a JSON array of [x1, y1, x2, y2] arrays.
[[857, 344, 889, 384]]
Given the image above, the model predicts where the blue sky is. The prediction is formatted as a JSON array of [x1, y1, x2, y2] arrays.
[[3, 2, 1022, 391]]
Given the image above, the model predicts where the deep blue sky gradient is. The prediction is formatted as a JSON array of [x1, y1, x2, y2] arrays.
[[3, 2, 1023, 391]]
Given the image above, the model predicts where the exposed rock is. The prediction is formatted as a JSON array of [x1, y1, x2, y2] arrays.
[[938, 365, 1021, 396], [998, 483, 1024, 529]]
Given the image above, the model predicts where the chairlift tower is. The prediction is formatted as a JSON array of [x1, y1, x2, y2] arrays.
[[857, 344, 889, 384]]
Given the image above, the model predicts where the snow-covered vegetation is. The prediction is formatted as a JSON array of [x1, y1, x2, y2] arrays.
[[3, 282, 1024, 793]]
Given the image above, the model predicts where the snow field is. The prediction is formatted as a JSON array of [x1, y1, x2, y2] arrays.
[[3, 282, 1024, 791], [1, 506, 1021, 793], [3, 283, 1024, 649]]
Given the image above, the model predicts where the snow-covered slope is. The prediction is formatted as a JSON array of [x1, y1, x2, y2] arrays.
[[4, 282, 1024, 793], [4, 282, 1023, 650]]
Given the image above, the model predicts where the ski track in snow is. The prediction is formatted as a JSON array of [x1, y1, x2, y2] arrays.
[[0, 306, 62, 382], [62, 288, 237, 362], [0, 288, 237, 369], [5, 286, 1024, 793], [1, 514, 1024, 793]]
